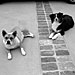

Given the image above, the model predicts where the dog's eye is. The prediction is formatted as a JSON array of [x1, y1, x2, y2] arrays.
[[10, 37, 13, 40], [5, 37, 8, 39]]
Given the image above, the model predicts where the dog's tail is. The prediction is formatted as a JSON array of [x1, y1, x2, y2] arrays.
[[22, 29, 34, 38]]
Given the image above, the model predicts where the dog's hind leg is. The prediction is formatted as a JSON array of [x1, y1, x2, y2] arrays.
[[22, 29, 34, 38]]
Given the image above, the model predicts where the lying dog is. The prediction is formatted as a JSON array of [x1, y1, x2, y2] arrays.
[[2, 26, 34, 60], [49, 12, 74, 40]]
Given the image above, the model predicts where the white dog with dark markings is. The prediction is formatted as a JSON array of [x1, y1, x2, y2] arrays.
[[2, 26, 34, 60]]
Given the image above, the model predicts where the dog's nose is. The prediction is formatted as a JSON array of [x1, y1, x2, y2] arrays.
[[7, 41, 10, 44], [55, 18, 58, 21]]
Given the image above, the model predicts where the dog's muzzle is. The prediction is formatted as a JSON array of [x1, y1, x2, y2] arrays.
[[7, 40, 11, 45]]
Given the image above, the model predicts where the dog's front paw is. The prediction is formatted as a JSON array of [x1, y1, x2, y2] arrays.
[[21, 48, 26, 56], [52, 33, 60, 40], [49, 33, 54, 39], [8, 53, 12, 60]]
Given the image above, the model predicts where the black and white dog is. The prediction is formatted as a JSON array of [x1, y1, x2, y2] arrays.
[[49, 12, 74, 40]]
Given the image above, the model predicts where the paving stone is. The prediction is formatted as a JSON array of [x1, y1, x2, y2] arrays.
[[60, 71, 75, 75], [42, 63, 58, 71], [39, 34, 49, 37], [44, 3, 50, 5], [38, 20, 47, 22], [39, 36, 49, 40], [56, 50, 69, 56], [38, 18, 46, 21], [37, 15, 46, 20], [43, 71, 59, 75], [46, 11, 52, 14], [40, 45, 53, 50], [47, 17, 51, 20], [36, 3, 43, 8], [45, 10, 52, 13], [56, 56, 72, 62], [44, 6, 51, 9], [47, 16, 51, 20], [41, 51, 54, 56], [37, 10, 44, 12], [37, 12, 44, 15], [36, 7, 43, 11], [38, 21, 47, 25], [39, 40, 52, 45], [38, 25, 48, 28], [58, 62, 75, 70], [39, 32, 49, 36], [38, 28, 49, 33], [37, 8, 44, 13], [56, 36, 64, 40], [37, 11, 45, 15], [54, 44, 67, 50], [53, 40, 65, 44], [38, 27, 48, 30], [41, 57, 56, 62], [45, 8, 52, 13]]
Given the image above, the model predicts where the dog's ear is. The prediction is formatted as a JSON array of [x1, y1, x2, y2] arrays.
[[2, 30, 7, 37], [12, 31, 17, 38], [58, 12, 63, 16], [49, 14, 55, 23], [49, 14, 55, 19]]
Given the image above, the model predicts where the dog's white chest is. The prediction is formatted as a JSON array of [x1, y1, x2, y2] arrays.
[[52, 22, 60, 32]]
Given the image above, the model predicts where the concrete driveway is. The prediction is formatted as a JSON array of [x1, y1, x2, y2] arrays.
[[0, 2, 42, 75]]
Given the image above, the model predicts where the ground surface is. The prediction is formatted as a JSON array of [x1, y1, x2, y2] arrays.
[[50, 1, 75, 64], [0, 2, 42, 75], [0, 1, 75, 75]]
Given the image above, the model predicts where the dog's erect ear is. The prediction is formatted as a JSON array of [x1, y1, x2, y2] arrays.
[[12, 31, 17, 37], [49, 14, 55, 19], [58, 12, 63, 16], [2, 30, 7, 37]]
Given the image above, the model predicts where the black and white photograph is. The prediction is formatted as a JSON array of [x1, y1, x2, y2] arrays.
[[0, 0, 75, 75]]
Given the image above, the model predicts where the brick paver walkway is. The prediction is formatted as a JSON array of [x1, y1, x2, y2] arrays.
[[36, 2, 75, 75]]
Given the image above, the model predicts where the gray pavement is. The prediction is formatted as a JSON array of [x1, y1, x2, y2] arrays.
[[37, 2, 75, 75], [0, 2, 42, 75], [50, 1, 75, 64], [0, 1, 75, 75]]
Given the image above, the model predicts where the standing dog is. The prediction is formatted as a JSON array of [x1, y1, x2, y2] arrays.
[[2, 26, 34, 60], [49, 12, 74, 40]]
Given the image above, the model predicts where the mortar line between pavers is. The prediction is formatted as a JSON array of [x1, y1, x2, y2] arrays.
[[37, 2, 60, 75], [44, 2, 61, 75], [42, 3, 57, 58], [48, 2, 75, 74], [43, 3, 50, 35], [36, 2, 47, 75], [44, 2, 53, 32], [36, 2, 75, 75], [43, 3, 61, 75], [42, 70, 59, 72]]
